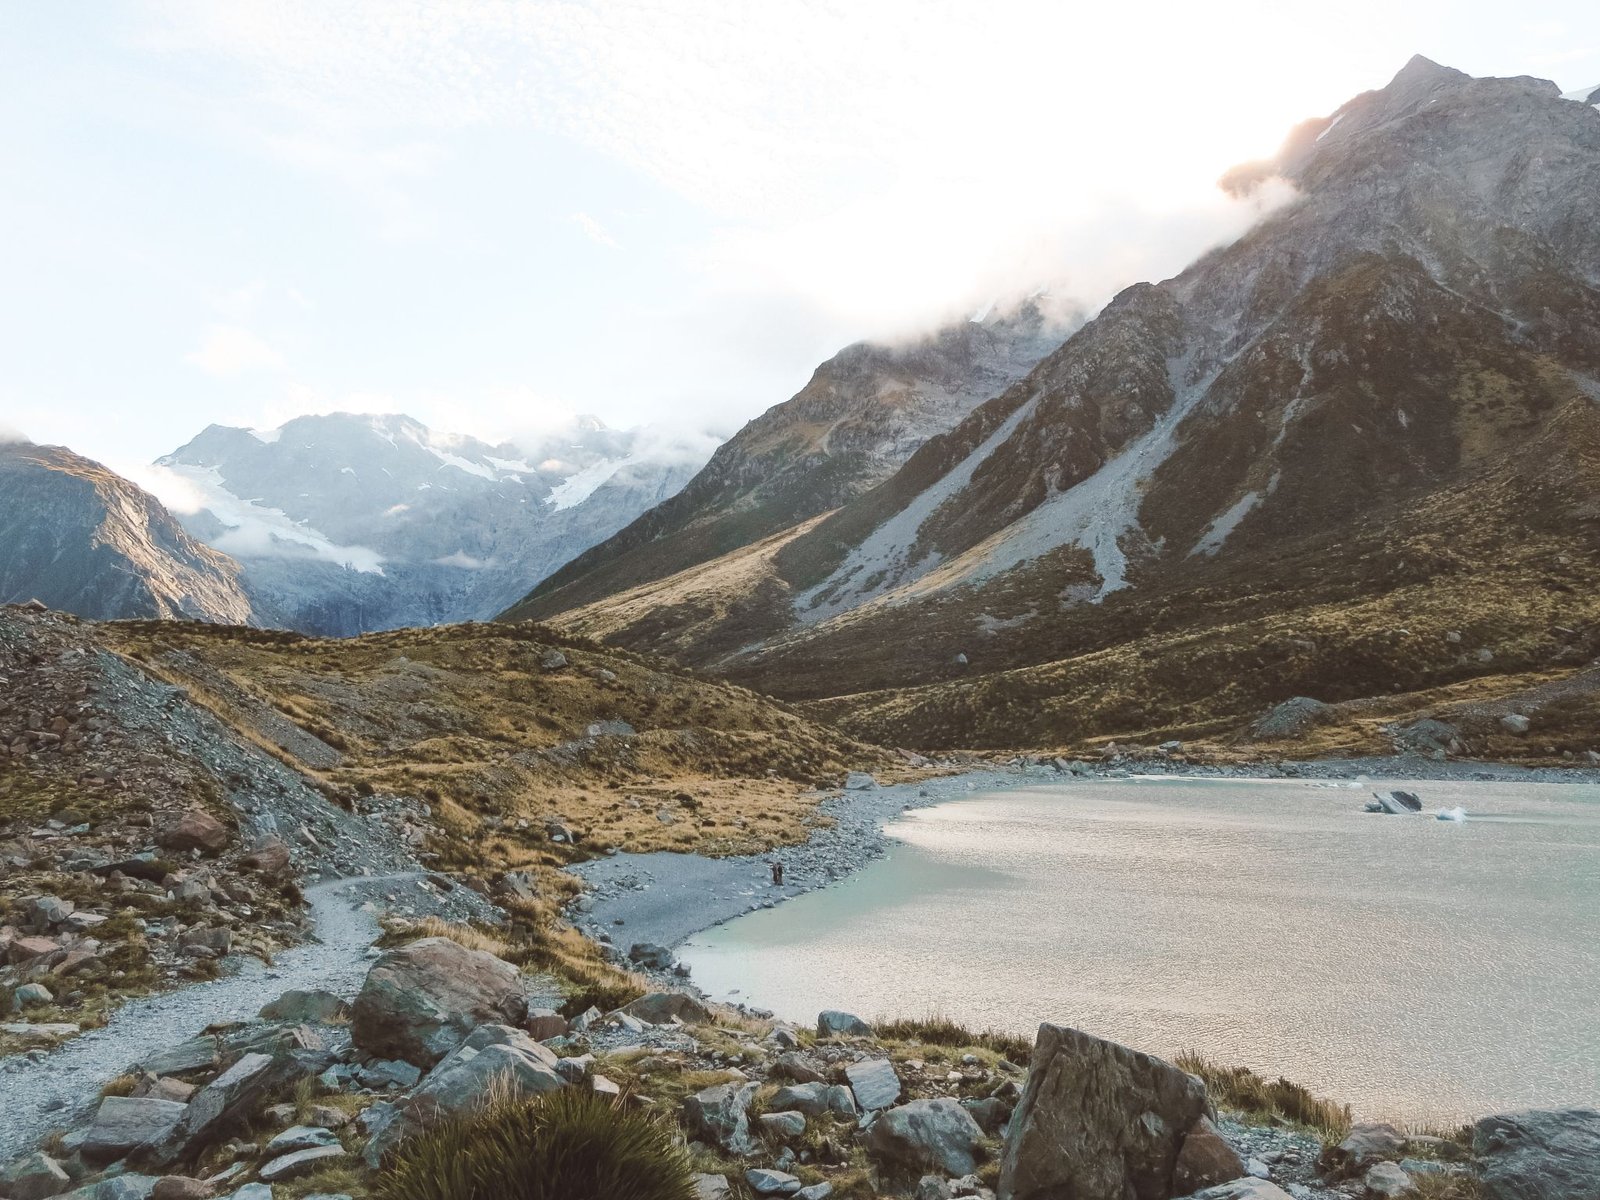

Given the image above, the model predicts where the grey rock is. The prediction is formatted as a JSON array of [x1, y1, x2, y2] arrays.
[[1474, 1107, 1600, 1200], [152, 1052, 279, 1165], [80, 1098, 187, 1165], [62, 1176, 162, 1200], [996, 1024, 1209, 1200], [627, 943, 675, 970], [135, 1037, 219, 1078], [1, 1151, 71, 1200], [760, 1111, 808, 1140], [684, 1082, 760, 1157], [797, 1186, 833, 1200], [1322, 1122, 1407, 1175], [258, 990, 348, 1024], [844, 771, 878, 790], [1177, 1181, 1297, 1200], [817, 1010, 872, 1038], [1500, 713, 1532, 735], [355, 1059, 421, 1089], [619, 992, 713, 1025], [11, 983, 54, 1011], [223, 1187, 272, 1200], [844, 1058, 901, 1112], [693, 1176, 733, 1200], [745, 1169, 802, 1196], [771, 1083, 831, 1116], [1364, 1162, 1414, 1198], [264, 1126, 340, 1155], [865, 1098, 985, 1176], [1370, 791, 1423, 815], [257, 1146, 346, 1183]]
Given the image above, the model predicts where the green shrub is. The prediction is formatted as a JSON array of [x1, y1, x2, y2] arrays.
[[374, 1087, 698, 1200]]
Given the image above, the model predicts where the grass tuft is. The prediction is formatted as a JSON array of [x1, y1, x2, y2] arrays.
[[373, 1086, 698, 1200], [874, 1013, 1033, 1065], [1175, 1052, 1352, 1141]]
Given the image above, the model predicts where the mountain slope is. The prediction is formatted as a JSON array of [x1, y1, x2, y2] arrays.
[[500, 300, 1075, 623], [158, 413, 706, 636], [535, 58, 1600, 749], [0, 441, 253, 623]]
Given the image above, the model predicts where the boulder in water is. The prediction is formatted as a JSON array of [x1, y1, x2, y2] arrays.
[[1368, 791, 1423, 815]]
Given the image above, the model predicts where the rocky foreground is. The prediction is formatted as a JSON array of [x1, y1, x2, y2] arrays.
[[1, 924, 1595, 1200]]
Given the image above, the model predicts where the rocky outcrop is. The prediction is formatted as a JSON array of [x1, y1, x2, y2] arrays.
[[349, 937, 528, 1068], [1474, 1108, 1600, 1200], [997, 1024, 1210, 1200]]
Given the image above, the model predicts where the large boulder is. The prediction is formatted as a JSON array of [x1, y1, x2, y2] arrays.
[[350, 937, 528, 1068], [683, 1082, 760, 1157], [1474, 1108, 1600, 1200], [865, 1098, 986, 1176], [996, 1024, 1210, 1200], [157, 811, 229, 856]]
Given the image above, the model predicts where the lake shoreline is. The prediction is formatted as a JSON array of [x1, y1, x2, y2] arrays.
[[565, 753, 1600, 972]]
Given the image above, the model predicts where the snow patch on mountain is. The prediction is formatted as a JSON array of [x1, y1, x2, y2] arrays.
[[1561, 83, 1600, 109], [545, 456, 631, 511], [158, 463, 386, 573]]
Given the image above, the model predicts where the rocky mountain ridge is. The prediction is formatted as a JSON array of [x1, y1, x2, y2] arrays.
[[0, 443, 253, 626], [502, 300, 1077, 624], [524, 58, 1600, 751]]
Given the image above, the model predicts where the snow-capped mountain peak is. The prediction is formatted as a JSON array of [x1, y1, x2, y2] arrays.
[[154, 412, 711, 635]]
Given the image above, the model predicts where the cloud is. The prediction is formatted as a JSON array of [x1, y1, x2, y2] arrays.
[[0, 423, 32, 446], [572, 211, 621, 249], [184, 325, 287, 376]]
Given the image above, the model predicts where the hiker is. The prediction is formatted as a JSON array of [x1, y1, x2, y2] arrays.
[[771, 860, 785, 886]]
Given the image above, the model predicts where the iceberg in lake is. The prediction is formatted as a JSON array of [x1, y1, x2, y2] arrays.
[[1437, 807, 1467, 822]]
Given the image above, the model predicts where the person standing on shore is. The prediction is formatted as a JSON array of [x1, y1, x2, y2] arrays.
[[771, 860, 785, 886]]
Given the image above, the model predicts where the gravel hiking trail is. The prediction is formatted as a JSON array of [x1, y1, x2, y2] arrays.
[[0, 873, 421, 1160]]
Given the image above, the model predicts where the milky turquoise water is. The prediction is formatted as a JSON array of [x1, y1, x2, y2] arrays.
[[680, 777, 1600, 1121]]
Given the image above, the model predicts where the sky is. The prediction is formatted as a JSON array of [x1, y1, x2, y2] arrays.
[[1, 1, 1597, 477]]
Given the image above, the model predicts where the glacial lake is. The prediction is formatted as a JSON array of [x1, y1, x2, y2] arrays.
[[679, 777, 1600, 1122]]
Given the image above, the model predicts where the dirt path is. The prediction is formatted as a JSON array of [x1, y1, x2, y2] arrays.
[[0, 874, 420, 1160]]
